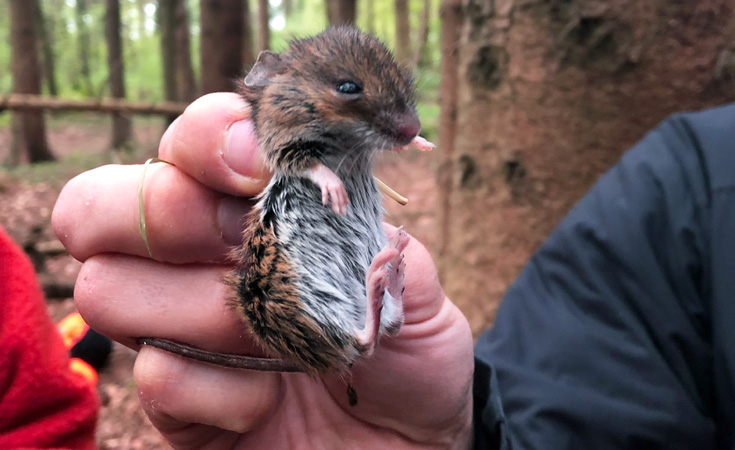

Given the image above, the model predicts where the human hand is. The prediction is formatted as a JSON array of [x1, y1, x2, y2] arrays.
[[52, 93, 475, 449]]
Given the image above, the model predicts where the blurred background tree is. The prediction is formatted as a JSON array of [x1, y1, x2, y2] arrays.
[[326, 0, 356, 25], [106, 0, 132, 149], [9, 0, 53, 164], [439, 0, 735, 332]]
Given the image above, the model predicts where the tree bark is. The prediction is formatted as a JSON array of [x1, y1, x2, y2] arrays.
[[436, 0, 461, 263], [394, 0, 411, 64], [158, 0, 178, 123], [413, 0, 432, 67], [201, 0, 245, 93], [257, 0, 270, 52], [7, 115, 23, 167], [175, 1, 198, 102], [75, 0, 94, 96], [283, 0, 293, 18], [9, 0, 53, 163], [326, 0, 356, 26], [35, 1, 58, 96], [242, 0, 255, 67], [106, 0, 132, 149], [440, 0, 735, 334]]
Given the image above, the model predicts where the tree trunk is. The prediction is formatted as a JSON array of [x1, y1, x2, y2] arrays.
[[175, 1, 198, 102], [257, 0, 270, 52], [106, 0, 132, 150], [440, 0, 735, 334], [159, 0, 178, 123], [7, 115, 23, 167], [394, 0, 411, 64], [283, 0, 293, 18], [75, 0, 94, 96], [413, 0, 432, 67], [326, 0, 356, 26], [35, 1, 58, 96], [9, 0, 53, 163], [200, 0, 245, 94], [242, 0, 255, 67], [436, 0, 461, 263]]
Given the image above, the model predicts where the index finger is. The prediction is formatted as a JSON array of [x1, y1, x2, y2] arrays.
[[160, 93, 271, 197]]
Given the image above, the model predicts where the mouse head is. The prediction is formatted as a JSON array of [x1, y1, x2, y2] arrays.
[[239, 27, 420, 168]]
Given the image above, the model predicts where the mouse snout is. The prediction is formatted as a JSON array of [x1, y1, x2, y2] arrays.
[[395, 113, 421, 143]]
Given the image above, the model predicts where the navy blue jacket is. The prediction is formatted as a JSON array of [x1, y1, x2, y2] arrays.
[[474, 104, 735, 449]]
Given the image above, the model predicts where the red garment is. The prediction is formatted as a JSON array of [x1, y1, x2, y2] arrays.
[[0, 228, 97, 449]]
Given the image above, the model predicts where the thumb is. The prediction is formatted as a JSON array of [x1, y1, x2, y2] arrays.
[[159, 93, 271, 197]]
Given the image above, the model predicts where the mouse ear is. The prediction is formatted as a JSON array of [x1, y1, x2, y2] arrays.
[[245, 51, 287, 87]]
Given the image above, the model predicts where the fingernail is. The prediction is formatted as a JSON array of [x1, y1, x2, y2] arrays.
[[218, 196, 254, 246], [223, 120, 263, 180]]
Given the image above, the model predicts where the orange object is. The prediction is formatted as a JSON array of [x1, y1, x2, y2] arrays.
[[57, 312, 100, 386], [68, 358, 98, 386], [57, 312, 89, 350]]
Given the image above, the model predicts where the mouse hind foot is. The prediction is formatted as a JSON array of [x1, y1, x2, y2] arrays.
[[355, 228, 409, 355], [381, 229, 409, 336]]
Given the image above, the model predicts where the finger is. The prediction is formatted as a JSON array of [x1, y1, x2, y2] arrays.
[[53, 164, 252, 263], [159, 93, 271, 196], [135, 346, 281, 439], [74, 253, 262, 355]]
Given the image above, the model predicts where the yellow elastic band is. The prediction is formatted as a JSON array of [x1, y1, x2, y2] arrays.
[[138, 157, 174, 257]]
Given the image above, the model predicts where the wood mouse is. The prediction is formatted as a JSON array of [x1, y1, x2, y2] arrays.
[[139, 27, 433, 380], [229, 27, 433, 375]]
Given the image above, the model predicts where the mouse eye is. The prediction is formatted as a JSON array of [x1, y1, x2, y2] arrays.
[[336, 80, 363, 95]]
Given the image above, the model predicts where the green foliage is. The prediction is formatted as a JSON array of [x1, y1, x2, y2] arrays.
[[415, 67, 441, 138], [0, 1, 12, 94], [270, 0, 328, 50]]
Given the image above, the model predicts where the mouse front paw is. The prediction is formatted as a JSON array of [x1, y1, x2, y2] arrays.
[[307, 164, 350, 215], [321, 179, 349, 215]]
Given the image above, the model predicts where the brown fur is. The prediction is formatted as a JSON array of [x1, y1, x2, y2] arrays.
[[227, 209, 352, 375]]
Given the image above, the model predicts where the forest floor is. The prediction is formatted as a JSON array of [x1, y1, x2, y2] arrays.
[[0, 112, 453, 449]]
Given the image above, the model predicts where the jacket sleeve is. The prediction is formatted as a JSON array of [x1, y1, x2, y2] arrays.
[[0, 228, 98, 450], [473, 111, 719, 449]]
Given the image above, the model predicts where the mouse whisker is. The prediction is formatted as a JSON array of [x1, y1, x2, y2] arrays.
[[334, 151, 353, 175]]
